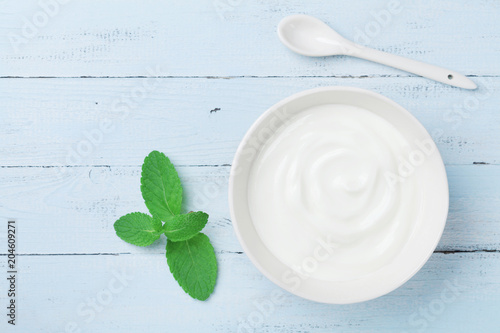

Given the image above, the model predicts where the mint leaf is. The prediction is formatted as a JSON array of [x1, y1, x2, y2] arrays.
[[163, 211, 209, 242], [114, 212, 162, 247], [151, 217, 163, 232], [166, 233, 217, 301], [141, 151, 183, 220]]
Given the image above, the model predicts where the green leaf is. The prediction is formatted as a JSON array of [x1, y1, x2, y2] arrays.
[[114, 212, 163, 247], [151, 217, 163, 232], [163, 211, 209, 242], [166, 233, 217, 301], [141, 151, 183, 220]]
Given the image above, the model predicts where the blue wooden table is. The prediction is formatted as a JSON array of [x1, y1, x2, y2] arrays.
[[1, 1, 499, 332]]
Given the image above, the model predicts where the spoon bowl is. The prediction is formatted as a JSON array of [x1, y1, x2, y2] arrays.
[[278, 15, 353, 57]]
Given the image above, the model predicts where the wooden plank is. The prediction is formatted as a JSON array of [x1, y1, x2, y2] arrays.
[[0, 77, 498, 167], [0, 164, 498, 254], [1, 0, 499, 77], [0, 252, 498, 332]]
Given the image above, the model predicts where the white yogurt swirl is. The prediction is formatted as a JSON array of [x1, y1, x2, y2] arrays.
[[248, 104, 420, 281]]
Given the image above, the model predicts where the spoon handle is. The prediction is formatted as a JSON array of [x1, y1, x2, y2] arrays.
[[350, 44, 476, 89]]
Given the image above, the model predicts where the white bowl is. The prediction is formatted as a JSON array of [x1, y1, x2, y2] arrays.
[[229, 87, 449, 304]]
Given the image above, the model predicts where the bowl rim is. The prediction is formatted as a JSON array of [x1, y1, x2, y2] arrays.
[[228, 86, 449, 304]]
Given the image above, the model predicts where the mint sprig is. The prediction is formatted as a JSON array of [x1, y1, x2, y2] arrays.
[[113, 151, 218, 301]]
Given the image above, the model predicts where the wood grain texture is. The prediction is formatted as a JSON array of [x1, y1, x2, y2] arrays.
[[0, 252, 499, 332], [0, 165, 498, 255], [0, 0, 499, 332], [1, 0, 499, 77], [0, 77, 498, 167]]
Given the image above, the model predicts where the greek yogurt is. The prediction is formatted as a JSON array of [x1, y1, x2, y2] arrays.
[[247, 104, 421, 282]]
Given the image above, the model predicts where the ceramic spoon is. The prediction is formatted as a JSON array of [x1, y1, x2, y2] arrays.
[[278, 15, 476, 89]]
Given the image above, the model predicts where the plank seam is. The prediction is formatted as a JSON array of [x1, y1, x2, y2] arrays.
[[0, 75, 497, 79], [0, 250, 497, 256], [0, 163, 497, 169]]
